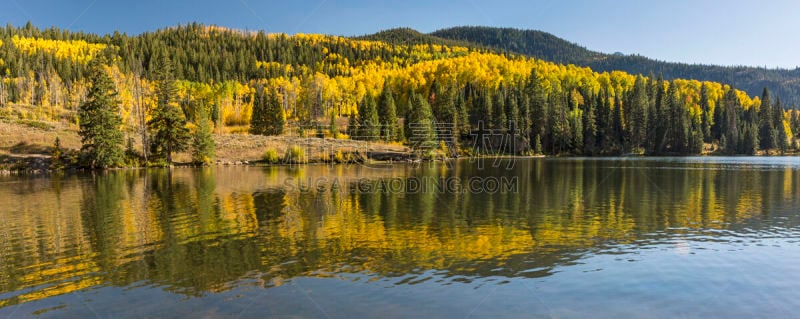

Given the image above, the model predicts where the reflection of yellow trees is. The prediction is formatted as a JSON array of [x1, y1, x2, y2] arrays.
[[0, 161, 797, 308]]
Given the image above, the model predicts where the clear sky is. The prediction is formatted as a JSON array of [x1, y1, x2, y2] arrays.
[[2, 0, 799, 68]]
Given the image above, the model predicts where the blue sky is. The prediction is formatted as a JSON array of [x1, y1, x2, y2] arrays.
[[2, 0, 799, 68]]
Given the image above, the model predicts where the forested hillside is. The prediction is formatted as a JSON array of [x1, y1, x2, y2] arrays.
[[429, 26, 800, 106], [1, 22, 798, 168]]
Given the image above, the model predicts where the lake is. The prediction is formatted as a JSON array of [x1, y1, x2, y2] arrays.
[[1, 157, 799, 318]]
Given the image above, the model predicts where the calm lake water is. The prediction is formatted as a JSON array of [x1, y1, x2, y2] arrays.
[[1, 157, 800, 318]]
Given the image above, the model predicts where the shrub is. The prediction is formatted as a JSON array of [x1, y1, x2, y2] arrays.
[[262, 149, 280, 164], [283, 146, 306, 164], [333, 150, 346, 163]]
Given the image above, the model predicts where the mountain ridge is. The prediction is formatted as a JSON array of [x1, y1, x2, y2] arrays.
[[426, 26, 800, 106]]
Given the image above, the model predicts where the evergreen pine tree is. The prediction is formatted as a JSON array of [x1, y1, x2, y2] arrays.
[[582, 92, 598, 155], [455, 90, 471, 137], [192, 104, 215, 164], [526, 69, 548, 146], [533, 134, 542, 155], [492, 89, 507, 130], [329, 112, 339, 138], [612, 94, 624, 152], [148, 53, 190, 164], [79, 57, 124, 168], [50, 137, 65, 170], [263, 87, 286, 135], [758, 87, 777, 152], [743, 123, 759, 155], [505, 89, 520, 133], [775, 98, 788, 153], [629, 76, 649, 151], [472, 90, 493, 131], [249, 84, 267, 135], [699, 84, 712, 142], [721, 89, 740, 155], [406, 93, 436, 152], [377, 84, 399, 141], [356, 93, 380, 140], [431, 83, 458, 146]]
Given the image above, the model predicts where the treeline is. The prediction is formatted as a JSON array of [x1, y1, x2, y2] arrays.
[[328, 71, 798, 156], [1, 22, 799, 163], [0, 22, 473, 85], [429, 26, 800, 106]]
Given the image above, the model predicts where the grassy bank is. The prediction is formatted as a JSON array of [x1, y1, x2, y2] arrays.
[[0, 119, 413, 172]]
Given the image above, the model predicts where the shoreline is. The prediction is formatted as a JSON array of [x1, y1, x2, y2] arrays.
[[4, 152, 800, 176]]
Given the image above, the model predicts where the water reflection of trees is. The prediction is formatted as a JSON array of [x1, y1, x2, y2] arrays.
[[0, 160, 798, 307]]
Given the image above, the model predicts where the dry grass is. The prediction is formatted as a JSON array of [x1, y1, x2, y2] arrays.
[[173, 134, 408, 163], [0, 120, 81, 157], [1, 118, 409, 164]]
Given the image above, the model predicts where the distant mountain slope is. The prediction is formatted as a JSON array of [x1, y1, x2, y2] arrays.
[[354, 28, 471, 48], [427, 26, 800, 106]]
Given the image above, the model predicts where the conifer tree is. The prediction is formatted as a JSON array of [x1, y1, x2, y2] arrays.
[[492, 89, 507, 130], [79, 57, 124, 168], [356, 93, 380, 140], [431, 82, 457, 142], [758, 88, 777, 152], [533, 134, 542, 155], [699, 84, 712, 142], [775, 98, 788, 153], [455, 90, 471, 136], [263, 87, 286, 136], [629, 76, 649, 151], [406, 93, 436, 151], [329, 112, 339, 138], [742, 122, 759, 155], [148, 53, 190, 164], [192, 104, 215, 164], [377, 85, 399, 141], [470, 90, 493, 131], [582, 92, 598, 155], [250, 84, 267, 135], [721, 89, 740, 155]]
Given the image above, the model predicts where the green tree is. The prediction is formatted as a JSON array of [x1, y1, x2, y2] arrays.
[[758, 88, 777, 152], [721, 89, 740, 155], [455, 90, 470, 136], [492, 89, 507, 130], [628, 76, 649, 150], [192, 104, 215, 165], [533, 134, 542, 155], [742, 122, 759, 155], [250, 85, 285, 136], [50, 137, 65, 170], [78, 58, 124, 168], [250, 84, 268, 135], [329, 112, 339, 138], [264, 88, 286, 136], [406, 93, 436, 151], [582, 92, 598, 155], [148, 54, 190, 164], [699, 83, 712, 142], [377, 85, 399, 141], [356, 93, 380, 140], [431, 82, 458, 146], [775, 98, 788, 153], [470, 89, 492, 131]]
